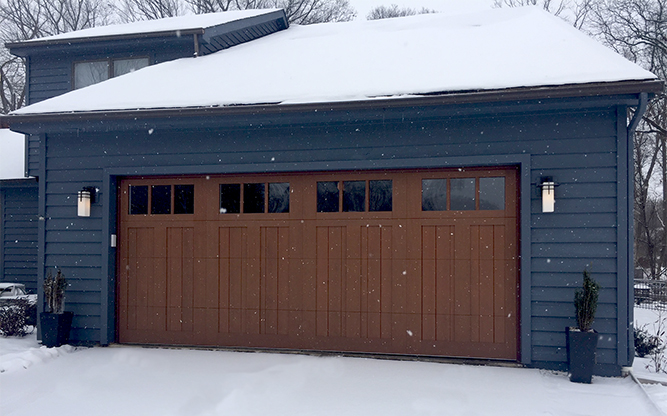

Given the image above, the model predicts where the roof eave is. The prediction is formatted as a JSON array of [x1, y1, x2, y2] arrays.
[[2, 79, 663, 130], [0, 177, 38, 188], [5, 28, 205, 55]]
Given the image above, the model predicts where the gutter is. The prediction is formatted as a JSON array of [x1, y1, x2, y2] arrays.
[[1, 79, 664, 130]]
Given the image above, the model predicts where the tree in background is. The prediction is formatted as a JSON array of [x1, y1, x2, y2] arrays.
[[183, 0, 355, 24], [116, 0, 185, 22], [366, 4, 435, 20], [0, 0, 114, 113], [587, 0, 666, 279], [493, 0, 593, 28]]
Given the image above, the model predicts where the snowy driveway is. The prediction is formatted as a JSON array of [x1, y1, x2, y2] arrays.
[[1, 334, 666, 416]]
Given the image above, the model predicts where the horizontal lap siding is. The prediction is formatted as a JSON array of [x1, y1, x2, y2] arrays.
[[45, 106, 621, 368], [1, 185, 39, 292], [43, 169, 104, 338]]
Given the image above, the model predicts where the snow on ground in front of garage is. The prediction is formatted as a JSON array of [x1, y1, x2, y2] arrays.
[[1, 333, 666, 416], [634, 307, 667, 384]]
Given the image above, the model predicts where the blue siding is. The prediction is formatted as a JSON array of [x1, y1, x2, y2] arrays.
[[26, 42, 195, 106], [26, 134, 40, 178], [1, 180, 39, 293], [37, 98, 630, 374], [24, 42, 196, 177]]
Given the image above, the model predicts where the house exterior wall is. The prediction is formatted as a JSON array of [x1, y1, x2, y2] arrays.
[[0, 179, 39, 293], [36, 96, 633, 375], [23, 40, 195, 178]]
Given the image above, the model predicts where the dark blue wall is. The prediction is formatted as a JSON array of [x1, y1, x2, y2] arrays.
[[35, 95, 634, 375], [0, 179, 39, 293], [24, 39, 195, 178]]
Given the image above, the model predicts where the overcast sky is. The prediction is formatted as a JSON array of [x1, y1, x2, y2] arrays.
[[0, 129, 24, 179]]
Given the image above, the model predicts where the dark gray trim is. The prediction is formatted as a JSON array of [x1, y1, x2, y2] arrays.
[[23, 134, 29, 177], [198, 10, 288, 55], [519, 157, 532, 365], [36, 133, 46, 340], [100, 173, 117, 345], [0, 177, 37, 188], [24, 56, 30, 106], [103, 153, 532, 358], [616, 105, 630, 366], [6, 10, 288, 56], [623, 94, 649, 366], [4, 83, 661, 135], [0, 186, 4, 282], [6, 29, 204, 53]]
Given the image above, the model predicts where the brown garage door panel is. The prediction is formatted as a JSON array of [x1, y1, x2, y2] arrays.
[[118, 168, 519, 360]]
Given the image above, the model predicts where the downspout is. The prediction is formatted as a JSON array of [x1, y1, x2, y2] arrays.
[[626, 91, 649, 367], [628, 92, 648, 137], [193, 33, 200, 57]]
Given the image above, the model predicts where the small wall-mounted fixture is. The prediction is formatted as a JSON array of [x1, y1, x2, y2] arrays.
[[539, 177, 556, 213], [77, 187, 97, 217]]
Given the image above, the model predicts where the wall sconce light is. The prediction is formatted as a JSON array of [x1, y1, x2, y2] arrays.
[[77, 187, 97, 217], [539, 177, 556, 213]]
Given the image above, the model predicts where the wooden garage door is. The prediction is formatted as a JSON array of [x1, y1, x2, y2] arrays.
[[118, 167, 519, 360]]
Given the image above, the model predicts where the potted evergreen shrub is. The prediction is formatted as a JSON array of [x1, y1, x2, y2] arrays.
[[567, 269, 600, 383], [39, 269, 73, 347]]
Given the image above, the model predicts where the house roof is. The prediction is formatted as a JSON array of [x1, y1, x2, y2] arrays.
[[6, 9, 282, 48], [8, 7, 663, 118]]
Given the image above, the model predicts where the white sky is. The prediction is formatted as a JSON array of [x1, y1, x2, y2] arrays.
[[0, 129, 25, 179]]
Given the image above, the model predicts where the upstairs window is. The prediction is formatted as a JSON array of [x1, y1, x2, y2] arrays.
[[74, 57, 149, 89]]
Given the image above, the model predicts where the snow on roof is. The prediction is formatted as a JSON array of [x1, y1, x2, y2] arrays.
[[13, 7, 658, 116], [19, 9, 279, 43]]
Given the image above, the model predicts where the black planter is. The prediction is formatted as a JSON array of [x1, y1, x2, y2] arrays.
[[567, 327, 598, 383], [40, 311, 73, 348]]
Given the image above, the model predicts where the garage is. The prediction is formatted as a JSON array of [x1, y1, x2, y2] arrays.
[[118, 167, 519, 360]]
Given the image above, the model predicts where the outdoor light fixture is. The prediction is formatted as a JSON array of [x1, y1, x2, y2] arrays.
[[540, 177, 556, 213], [77, 187, 96, 217]]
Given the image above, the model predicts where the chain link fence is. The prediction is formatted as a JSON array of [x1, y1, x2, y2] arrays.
[[635, 279, 667, 310]]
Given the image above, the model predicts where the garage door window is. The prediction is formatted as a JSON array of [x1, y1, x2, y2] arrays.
[[450, 178, 475, 210], [244, 183, 265, 213], [370, 180, 392, 212], [220, 182, 290, 214], [129, 185, 149, 215], [422, 177, 505, 211], [151, 185, 172, 214], [317, 181, 339, 212], [343, 181, 365, 212], [269, 183, 290, 213], [128, 184, 194, 215], [479, 177, 505, 210], [174, 185, 195, 214], [318, 180, 393, 213]]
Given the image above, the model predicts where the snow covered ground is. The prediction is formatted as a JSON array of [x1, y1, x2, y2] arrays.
[[2, 327, 667, 416]]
